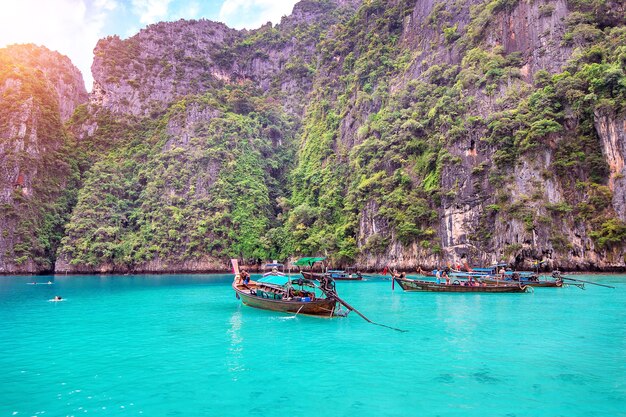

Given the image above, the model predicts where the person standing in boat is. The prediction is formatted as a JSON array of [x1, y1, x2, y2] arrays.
[[498, 266, 506, 277]]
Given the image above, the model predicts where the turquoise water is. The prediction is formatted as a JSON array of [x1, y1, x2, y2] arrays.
[[1, 274, 625, 417]]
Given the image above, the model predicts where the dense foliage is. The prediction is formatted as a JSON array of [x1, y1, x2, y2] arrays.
[[59, 85, 296, 268]]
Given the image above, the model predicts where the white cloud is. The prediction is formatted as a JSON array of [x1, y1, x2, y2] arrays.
[[218, 0, 298, 29], [131, 0, 173, 25], [94, 0, 118, 11], [0, 0, 117, 91]]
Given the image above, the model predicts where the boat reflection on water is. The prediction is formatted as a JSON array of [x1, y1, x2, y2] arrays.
[[227, 309, 245, 380]]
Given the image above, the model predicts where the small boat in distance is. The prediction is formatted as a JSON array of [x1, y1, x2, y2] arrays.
[[231, 259, 345, 317], [293, 257, 363, 281], [300, 269, 363, 281], [262, 262, 287, 278], [327, 268, 363, 281], [393, 276, 528, 293]]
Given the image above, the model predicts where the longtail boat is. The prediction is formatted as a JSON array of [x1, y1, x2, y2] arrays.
[[261, 262, 287, 278], [328, 268, 363, 281], [481, 276, 562, 287], [231, 259, 344, 317], [432, 264, 563, 287], [393, 276, 528, 293], [300, 270, 363, 281]]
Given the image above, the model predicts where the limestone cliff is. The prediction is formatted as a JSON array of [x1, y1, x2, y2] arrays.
[[287, 0, 626, 271], [0, 45, 87, 273], [89, 0, 360, 117], [4, 0, 624, 274]]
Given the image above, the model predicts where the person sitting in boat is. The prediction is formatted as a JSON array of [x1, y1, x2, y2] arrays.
[[442, 268, 450, 284], [53, 295, 62, 301], [240, 269, 251, 286]]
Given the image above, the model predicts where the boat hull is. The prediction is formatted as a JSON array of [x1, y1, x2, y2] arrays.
[[482, 278, 562, 287], [394, 278, 527, 293], [331, 275, 363, 281]]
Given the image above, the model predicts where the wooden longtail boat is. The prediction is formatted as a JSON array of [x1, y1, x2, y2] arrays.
[[393, 276, 528, 293], [482, 277, 562, 287], [261, 262, 287, 278], [300, 270, 363, 281], [432, 264, 563, 287], [232, 259, 341, 317], [328, 268, 363, 281], [293, 257, 363, 281]]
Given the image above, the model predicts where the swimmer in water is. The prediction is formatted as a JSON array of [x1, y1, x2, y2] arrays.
[[53, 295, 62, 301]]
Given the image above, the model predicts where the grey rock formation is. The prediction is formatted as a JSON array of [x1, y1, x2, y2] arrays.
[[596, 110, 626, 221], [0, 44, 88, 273]]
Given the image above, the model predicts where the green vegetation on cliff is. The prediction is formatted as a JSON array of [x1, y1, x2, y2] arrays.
[[9, 0, 625, 272], [0, 48, 81, 271], [59, 85, 296, 268], [283, 0, 626, 264]]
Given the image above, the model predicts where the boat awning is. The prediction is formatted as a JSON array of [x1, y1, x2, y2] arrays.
[[293, 257, 326, 266], [264, 263, 284, 267]]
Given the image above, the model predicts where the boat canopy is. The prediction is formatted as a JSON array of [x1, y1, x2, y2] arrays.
[[293, 257, 326, 266], [264, 263, 284, 267]]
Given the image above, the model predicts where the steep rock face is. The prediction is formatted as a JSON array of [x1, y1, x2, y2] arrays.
[[596, 110, 626, 221], [0, 45, 87, 273], [288, 0, 626, 271], [91, 20, 240, 115], [1, 44, 87, 121], [485, 0, 572, 78], [89, 0, 360, 118], [14, 0, 622, 273]]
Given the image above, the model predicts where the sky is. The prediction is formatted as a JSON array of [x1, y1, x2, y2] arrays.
[[0, 0, 299, 90]]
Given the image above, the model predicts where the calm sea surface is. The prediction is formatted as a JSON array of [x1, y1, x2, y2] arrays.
[[0, 273, 624, 417]]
